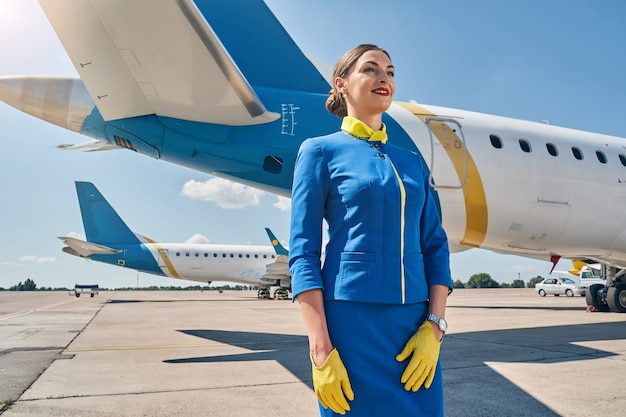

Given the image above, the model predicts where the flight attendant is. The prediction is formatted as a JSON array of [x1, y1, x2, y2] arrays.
[[289, 44, 452, 416]]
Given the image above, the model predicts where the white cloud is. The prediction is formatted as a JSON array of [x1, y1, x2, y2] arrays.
[[19, 255, 56, 264], [181, 178, 264, 209], [36, 257, 56, 264], [65, 231, 85, 240], [273, 195, 291, 212], [185, 233, 212, 244]]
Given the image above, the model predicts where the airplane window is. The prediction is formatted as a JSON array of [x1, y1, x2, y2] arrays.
[[195, 253, 199, 257], [186, 253, 190, 257], [518, 139, 531, 153], [230, 254, 234, 258], [246, 254, 250, 258], [263, 254, 267, 258], [222, 253, 227, 258], [213, 253, 217, 257], [596, 150, 607, 164], [204, 253, 208, 257], [571, 147, 584, 160], [489, 134, 503, 149], [238, 254, 243, 258], [255, 254, 259, 258], [619, 154, 626, 166], [272, 255, 276, 259], [546, 143, 558, 157]]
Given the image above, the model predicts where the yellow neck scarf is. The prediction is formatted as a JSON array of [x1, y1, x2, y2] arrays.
[[341, 116, 388, 144]]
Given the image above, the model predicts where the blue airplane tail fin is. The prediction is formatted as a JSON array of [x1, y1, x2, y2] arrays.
[[75, 181, 141, 245], [265, 227, 289, 256], [197, 0, 330, 94]]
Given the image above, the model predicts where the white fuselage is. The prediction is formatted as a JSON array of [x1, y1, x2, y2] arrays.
[[144, 243, 279, 285], [388, 101, 626, 267]]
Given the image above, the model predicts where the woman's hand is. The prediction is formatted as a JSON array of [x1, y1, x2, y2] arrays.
[[311, 348, 354, 415], [395, 321, 441, 391]]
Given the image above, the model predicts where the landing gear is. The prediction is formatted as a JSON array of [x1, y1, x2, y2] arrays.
[[606, 283, 626, 313], [582, 263, 626, 313], [586, 284, 609, 312]]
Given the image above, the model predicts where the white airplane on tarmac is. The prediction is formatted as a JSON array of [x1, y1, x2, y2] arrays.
[[0, 0, 625, 312], [60, 181, 291, 290]]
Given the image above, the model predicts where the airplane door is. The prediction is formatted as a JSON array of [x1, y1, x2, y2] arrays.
[[424, 116, 467, 189], [157, 249, 169, 268]]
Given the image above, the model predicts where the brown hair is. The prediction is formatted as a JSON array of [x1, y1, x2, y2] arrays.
[[325, 44, 391, 118]]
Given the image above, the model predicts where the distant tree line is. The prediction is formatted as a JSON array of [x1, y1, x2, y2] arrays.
[[112, 284, 256, 291], [5, 278, 40, 291], [453, 273, 545, 289], [4, 276, 548, 292], [0, 279, 257, 292]]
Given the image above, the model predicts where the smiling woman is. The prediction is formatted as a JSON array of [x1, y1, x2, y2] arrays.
[[289, 44, 453, 417]]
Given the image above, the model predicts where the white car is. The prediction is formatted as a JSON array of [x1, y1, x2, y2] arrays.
[[535, 277, 581, 297]]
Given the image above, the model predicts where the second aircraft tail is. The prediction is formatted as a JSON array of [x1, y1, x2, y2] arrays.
[[75, 181, 141, 245]]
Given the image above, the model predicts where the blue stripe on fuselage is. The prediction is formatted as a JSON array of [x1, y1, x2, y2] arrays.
[[89, 244, 165, 277], [80, 90, 437, 205]]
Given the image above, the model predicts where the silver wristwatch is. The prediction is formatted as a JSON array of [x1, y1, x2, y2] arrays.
[[427, 313, 448, 333]]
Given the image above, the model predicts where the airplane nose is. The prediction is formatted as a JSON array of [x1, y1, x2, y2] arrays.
[[0, 75, 94, 133]]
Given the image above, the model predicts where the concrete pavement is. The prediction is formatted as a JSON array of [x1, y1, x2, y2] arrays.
[[1, 289, 625, 416]]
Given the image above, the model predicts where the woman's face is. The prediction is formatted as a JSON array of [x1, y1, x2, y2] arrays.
[[336, 50, 395, 119]]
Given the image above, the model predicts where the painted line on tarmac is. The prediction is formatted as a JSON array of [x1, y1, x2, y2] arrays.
[[0, 299, 76, 321]]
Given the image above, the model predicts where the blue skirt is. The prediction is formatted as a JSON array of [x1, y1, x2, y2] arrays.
[[319, 300, 443, 417]]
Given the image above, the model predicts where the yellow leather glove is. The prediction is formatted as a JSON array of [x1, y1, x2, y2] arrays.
[[310, 348, 354, 415], [395, 321, 441, 392]]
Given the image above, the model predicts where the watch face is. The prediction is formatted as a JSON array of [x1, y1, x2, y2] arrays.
[[439, 318, 448, 332], [428, 314, 447, 332]]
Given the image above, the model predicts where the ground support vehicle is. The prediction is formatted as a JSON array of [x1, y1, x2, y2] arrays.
[[69, 284, 99, 298]]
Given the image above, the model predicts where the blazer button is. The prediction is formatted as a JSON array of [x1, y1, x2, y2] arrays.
[[377, 153, 385, 159], [373, 143, 381, 149]]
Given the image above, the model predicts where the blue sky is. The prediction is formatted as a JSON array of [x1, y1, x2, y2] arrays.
[[1, 0, 625, 289]]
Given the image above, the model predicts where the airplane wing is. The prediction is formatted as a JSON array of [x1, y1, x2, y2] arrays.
[[261, 254, 291, 287], [38, 0, 282, 126], [261, 228, 291, 286], [58, 236, 121, 257]]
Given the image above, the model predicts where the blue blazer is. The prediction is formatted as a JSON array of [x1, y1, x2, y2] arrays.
[[289, 131, 452, 304]]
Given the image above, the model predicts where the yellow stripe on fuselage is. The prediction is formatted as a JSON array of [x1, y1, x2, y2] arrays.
[[143, 236, 181, 279], [396, 102, 488, 248]]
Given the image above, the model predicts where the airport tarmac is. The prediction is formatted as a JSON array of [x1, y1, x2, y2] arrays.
[[1, 289, 625, 417]]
